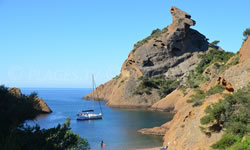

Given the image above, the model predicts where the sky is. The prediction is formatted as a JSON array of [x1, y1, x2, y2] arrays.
[[0, 0, 249, 88]]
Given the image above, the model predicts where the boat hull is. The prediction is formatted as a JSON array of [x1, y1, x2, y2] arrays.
[[77, 113, 102, 120]]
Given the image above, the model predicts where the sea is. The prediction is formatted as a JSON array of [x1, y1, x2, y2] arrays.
[[21, 88, 173, 150]]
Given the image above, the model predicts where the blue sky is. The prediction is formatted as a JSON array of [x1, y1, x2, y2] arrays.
[[0, 0, 249, 88]]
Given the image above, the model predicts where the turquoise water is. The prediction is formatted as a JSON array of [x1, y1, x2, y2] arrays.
[[21, 88, 173, 150]]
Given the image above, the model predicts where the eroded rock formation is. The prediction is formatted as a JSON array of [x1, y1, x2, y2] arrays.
[[82, 6, 250, 150], [139, 33, 250, 150], [83, 6, 209, 107]]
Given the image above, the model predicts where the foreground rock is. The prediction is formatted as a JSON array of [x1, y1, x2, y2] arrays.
[[9, 88, 52, 113], [138, 127, 167, 136], [83, 6, 209, 107]]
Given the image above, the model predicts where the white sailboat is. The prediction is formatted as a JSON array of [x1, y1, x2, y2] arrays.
[[77, 75, 103, 120]]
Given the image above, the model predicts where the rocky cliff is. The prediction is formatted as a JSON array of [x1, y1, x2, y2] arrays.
[[83, 6, 250, 150], [83, 7, 210, 107], [139, 38, 250, 149], [9, 88, 52, 113]]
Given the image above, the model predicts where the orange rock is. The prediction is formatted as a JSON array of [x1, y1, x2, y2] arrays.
[[239, 37, 250, 62], [217, 77, 234, 92]]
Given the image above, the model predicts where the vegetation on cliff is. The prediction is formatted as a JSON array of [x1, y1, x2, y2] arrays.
[[200, 84, 250, 150], [132, 26, 168, 52], [187, 85, 225, 107], [0, 85, 89, 150], [243, 28, 250, 41], [133, 75, 179, 98], [184, 48, 235, 89]]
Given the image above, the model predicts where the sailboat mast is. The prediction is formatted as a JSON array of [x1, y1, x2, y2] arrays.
[[92, 74, 103, 115], [92, 74, 95, 110]]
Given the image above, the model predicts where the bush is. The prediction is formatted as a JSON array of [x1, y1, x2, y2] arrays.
[[200, 84, 250, 149], [187, 88, 206, 104], [187, 85, 225, 107], [243, 28, 250, 40], [207, 84, 225, 96], [211, 134, 241, 149], [196, 49, 234, 74], [183, 49, 235, 90], [112, 74, 120, 80], [132, 26, 168, 52], [209, 40, 220, 47], [158, 79, 180, 98], [227, 135, 250, 150], [0, 85, 90, 150], [227, 53, 240, 66], [133, 75, 179, 98], [200, 115, 214, 125], [186, 71, 209, 89]]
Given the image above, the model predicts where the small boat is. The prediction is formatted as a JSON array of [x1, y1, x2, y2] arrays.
[[77, 111, 102, 120], [77, 75, 103, 121]]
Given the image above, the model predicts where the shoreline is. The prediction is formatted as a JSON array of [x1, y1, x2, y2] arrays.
[[135, 147, 161, 150]]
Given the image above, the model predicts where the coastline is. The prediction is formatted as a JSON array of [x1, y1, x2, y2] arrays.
[[135, 147, 161, 150]]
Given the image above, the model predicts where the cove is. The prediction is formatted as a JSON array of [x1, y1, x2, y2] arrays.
[[22, 88, 173, 150]]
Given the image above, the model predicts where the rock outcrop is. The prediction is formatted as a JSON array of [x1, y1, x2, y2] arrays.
[[239, 37, 250, 62], [9, 88, 52, 113], [83, 6, 209, 107], [139, 33, 250, 150], [162, 93, 224, 150], [9, 88, 22, 98], [138, 127, 167, 136]]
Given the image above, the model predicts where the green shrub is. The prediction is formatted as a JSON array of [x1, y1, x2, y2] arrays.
[[118, 80, 125, 88], [112, 74, 120, 80], [227, 53, 240, 66], [211, 134, 241, 149], [187, 85, 225, 107], [200, 84, 250, 149], [227, 135, 250, 150], [158, 79, 180, 98], [243, 28, 250, 40], [151, 28, 161, 36], [200, 115, 214, 125], [133, 75, 179, 98], [186, 71, 209, 89], [196, 49, 234, 74], [184, 49, 235, 91], [207, 84, 225, 96], [187, 88, 206, 104], [132, 26, 168, 52], [209, 40, 220, 47]]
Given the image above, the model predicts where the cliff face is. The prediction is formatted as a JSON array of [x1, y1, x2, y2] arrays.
[[82, 6, 250, 150], [140, 37, 250, 149], [239, 37, 250, 62], [9, 88, 52, 113], [83, 7, 209, 107]]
